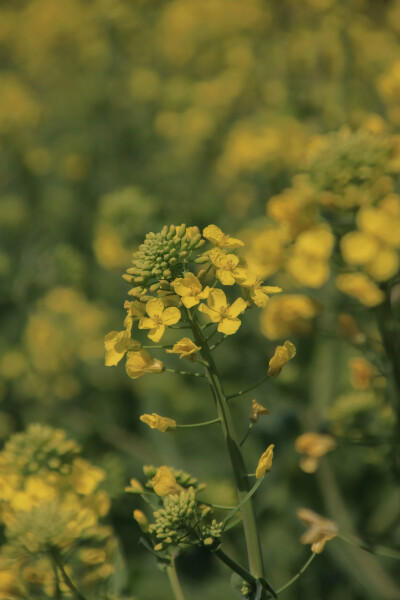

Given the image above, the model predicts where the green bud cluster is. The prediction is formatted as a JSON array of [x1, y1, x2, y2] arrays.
[[200, 519, 223, 547], [149, 487, 196, 546], [2, 423, 81, 477], [124, 224, 205, 291]]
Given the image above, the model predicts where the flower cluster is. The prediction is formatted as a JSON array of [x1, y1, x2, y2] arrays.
[[0, 424, 117, 599], [126, 465, 222, 556]]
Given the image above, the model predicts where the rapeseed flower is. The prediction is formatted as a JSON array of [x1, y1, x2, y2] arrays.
[[335, 273, 384, 306], [250, 399, 270, 423], [267, 341, 296, 377], [125, 350, 164, 379], [139, 298, 181, 342], [152, 466, 183, 496], [172, 272, 209, 307], [236, 271, 281, 307], [166, 338, 201, 361], [198, 289, 247, 335], [209, 249, 243, 285], [140, 413, 177, 432], [255, 444, 274, 478], [295, 432, 336, 473], [203, 224, 244, 249], [297, 508, 338, 553]]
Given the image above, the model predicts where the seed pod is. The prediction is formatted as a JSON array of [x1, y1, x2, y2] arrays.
[[194, 255, 210, 264]]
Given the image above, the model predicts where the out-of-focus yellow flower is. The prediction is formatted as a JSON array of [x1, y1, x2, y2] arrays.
[[349, 357, 374, 390], [335, 273, 385, 306], [250, 399, 269, 423], [172, 273, 209, 307], [297, 508, 338, 553], [152, 466, 183, 496], [236, 270, 281, 307], [338, 313, 365, 344], [209, 249, 243, 285], [242, 226, 287, 279], [70, 459, 106, 495], [260, 295, 319, 340], [198, 289, 247, 335], [340, 231, 378, 266], [267, 341, 296, 377], [133, 509, 149, 532], [255, 444, 274, 479], [166, 338, 201, 361], [295, 432, 336, 473], [203, 224, 244, 249], [286, 225, 334, 288], [139, 298, 181, 342], [140, 413, 177, 432], [125, 350, 164, 379], [125, 479, 144, 494]]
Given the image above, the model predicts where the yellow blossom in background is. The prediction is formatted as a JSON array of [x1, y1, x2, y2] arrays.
[[267, 341, 296, 377], [260, 295, 320, 340], [295, 432, 337, 473], [203, 224, 244, 249], [166, 337, 201, 361], [172, 272, 209, 307], [198, 289, 247, 335], [125, 479, 144, 494], [125, 350, 164, 379], [255, 444, 274, 478], [139, 298, 181, 342], [250, 399, 269, 423], [349, 357, 374, 390], [286, 225, 334, 288], [140, 413, 177, 432], [335, 273, 385, 307], [297, 508, 338, 553], [70, 459, 106, 495], [152, 466, 183, 496]]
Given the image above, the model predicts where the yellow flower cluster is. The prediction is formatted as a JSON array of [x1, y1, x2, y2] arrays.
[[105, 224, 285, 378], [0, 424, 116, 599]]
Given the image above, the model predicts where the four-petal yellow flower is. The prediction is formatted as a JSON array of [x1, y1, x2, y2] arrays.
[[125, 350, 164, 379], [140, 413, 177, 432], [209, 249, 243, 285], [139, 298, 181, 342], [172, 273, 209, 308], [198, 289, 247, 335], [297, 508, 338, 553], [166, 337, 201, 361], [203, 224, 244, 248]]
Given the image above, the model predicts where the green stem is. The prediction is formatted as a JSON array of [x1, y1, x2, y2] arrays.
[[188, 311, 265, 581], [227, 375, 269, 401], [50, 555, 62, 600], [165, 368, 206, 378], [222, 478, 264, 528], [276, 553, 316, 595], [339, 534, 400, 560], [52, 551, 87, 600], [214, 549, 276, 599], [240, 423, 254, 447], [176, 417, 221, 428], [166, 556, 186, 600]]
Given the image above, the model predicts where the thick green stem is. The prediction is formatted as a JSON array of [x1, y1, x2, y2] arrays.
[[188, 312, 265, 581], [166, 557, 186, 600]]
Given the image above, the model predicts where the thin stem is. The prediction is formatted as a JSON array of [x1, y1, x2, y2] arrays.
[[210, 335, 228, 351], [227, 375, 269, 401], [52, 551, 87, 600], [166, 556, 186, 600], [276, 553, 317, 595], [240, 423, 254, 447], [213, 548, 276, 599], [339, 534, 400, 560], [165, 368, 206, 378], [50, 555, 62, 600], [176, 417, 221, 429], [222, 478, 264, 528], [188, 310, 265, 582]]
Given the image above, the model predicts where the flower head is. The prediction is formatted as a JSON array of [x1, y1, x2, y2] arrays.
[[203, 225, 244, 249], [139, 298, 181, 342], [172, 273, 209, 308], [125, 350, 164, 379], [209, 249, 243, 285], [297, 508, 338, 553], [166, 338, 201, 362], [198, 289, 247, 335], [255, 444, 274, 479], [336, 273, 385, 306], [140, 413, 177, 432], [237, 271, 281, 307], [295, 432, 336, 473], [267, 341, 296, 377]]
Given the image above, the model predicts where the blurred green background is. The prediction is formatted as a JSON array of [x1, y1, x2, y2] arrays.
[[1, 0, 400, 598]]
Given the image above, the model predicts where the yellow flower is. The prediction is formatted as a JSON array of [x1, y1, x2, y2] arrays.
[[138, 298, 181, 342], [209, 249, 243, 285], [152, 466, 183, 496], [203, 224, 244, 248], [166, 337, 201, 361], [349, 357, 374, 390], [335, 273, 385, 306], [140, 413, 177, 432], [295, 432, 336, 473], [133, 509, 149, 532], [260, 294, 319, 340], [287, 225, 334, 288], [172, 273, 209, 308], [104, 330, 140, 366], [340, 231, 378, 265], [236, 270, 282, 307], [297, 508, 338, 553], [255, 444, 274, 479], [250, 399, 270, 423], [125, 350, 164, 379], [198, 289, 247, 335], [70, 459, 105, 495], [267, 341, 296, 377]]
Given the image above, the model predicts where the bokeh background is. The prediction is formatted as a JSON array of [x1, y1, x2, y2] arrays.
[[1, 0, 400, 598]]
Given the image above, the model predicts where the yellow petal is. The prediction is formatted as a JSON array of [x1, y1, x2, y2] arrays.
[[146, 298, 164, 318], [255, 444, 274, 478], [208, 288, 228, 311], [148, 325, 165, 342], [198, 303, 221, 322], [140, 413, 177, 432], [152, 466, 183, 496], [218, 317, 241, 335], [227, 297, 247, 318], [162, 306, 181, 325], [340, 232, 378, 265], [267, 341, 296, 377]]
